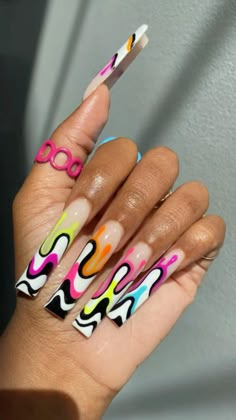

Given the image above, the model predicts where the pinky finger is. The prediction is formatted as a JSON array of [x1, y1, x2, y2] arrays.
[[108, 214, 226, 329]]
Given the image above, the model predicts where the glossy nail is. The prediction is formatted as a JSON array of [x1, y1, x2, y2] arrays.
[[15, 198, 91, 297], [45, 221, 124, 318], [72, 242, 152, 337], [108, 249, 185, 326], [83, 24, 149, 100]]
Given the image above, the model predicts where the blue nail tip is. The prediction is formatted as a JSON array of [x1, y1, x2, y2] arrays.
[[100, 137, 142, 162], [100, 136, 116, 145]]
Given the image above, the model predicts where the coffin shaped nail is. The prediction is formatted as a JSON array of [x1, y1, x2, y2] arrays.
[[15, 198, 91, 297], [72, 242, 152, 337], [45, 221, 124, 318], [83, 24, 149, 100], [108, 249, 185, 326]]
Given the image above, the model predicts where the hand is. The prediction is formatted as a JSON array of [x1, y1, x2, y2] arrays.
[[0, 85, 225, 420]]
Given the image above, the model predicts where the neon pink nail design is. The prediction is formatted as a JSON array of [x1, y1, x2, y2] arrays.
[[83, 24, 149, 100], [100, 54, 118, 76], [108, 250, 184, 326], [72, 242, 152, 337]]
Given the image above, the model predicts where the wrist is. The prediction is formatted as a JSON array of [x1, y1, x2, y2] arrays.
[[0, 310, 114, 419]]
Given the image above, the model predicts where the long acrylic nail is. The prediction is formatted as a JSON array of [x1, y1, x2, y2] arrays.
[[83, 24, 149, 100], [15, 198, 91, 297], [108, 249, 185, 326], [45, 221, 124, 318], [72, 242, 152, 337]]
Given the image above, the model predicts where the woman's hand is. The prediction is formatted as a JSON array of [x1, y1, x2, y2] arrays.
[[0, 85, 225, 420]]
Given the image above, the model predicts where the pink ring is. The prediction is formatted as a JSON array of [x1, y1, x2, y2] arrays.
[[35, 139, 55, 163], [51, 147, 72, 171], [34, 139, 83, 179], [67, 158, 83, 178]]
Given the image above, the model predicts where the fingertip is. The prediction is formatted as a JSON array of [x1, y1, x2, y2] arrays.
[[99, 136, 117, 145], [99, 136, 142, 163], [202, 214, 226, 248], [83, 83, 110, 110]]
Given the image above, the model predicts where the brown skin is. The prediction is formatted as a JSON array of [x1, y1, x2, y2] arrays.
[[0, 85, 225, 419]]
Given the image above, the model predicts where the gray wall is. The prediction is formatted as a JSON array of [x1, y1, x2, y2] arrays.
[[23, 0, 236, 418]]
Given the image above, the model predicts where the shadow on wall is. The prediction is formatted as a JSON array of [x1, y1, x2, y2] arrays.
[[137, 0, 236, 153], [0, 0, 47, 332], [110, 365, 236, 417]]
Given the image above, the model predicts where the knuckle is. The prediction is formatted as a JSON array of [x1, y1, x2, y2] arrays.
[[121, 187, 150, 211], [98, 137, 138, 164], [158, 146, 179, 167], [117, 137, 138, 155], [202, 216, 226, 249], [187, 181, 209, 204], [144, 146, 179, 178], [82, 166, 113, 197], [167, 210, 182, 232], [178, 181, 209, 215], [153, 211, 181, 236], [95, 165, 114, 182], [157, 146, 179, 165], [179, 191, 201, 216], [55, 125, 93, 156], [204, 225, 218, 246], [209, 215, 226, 235]]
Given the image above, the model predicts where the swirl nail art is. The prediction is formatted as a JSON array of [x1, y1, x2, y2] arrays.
[[108, 250, 184, 326], [45, 221, 123, 318], [83, 24, 149, 99], [15, 199, 91, 297], [72, 242, 151, 337]]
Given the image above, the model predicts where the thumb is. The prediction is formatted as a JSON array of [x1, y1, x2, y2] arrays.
[[23, 84, 110, 197]]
